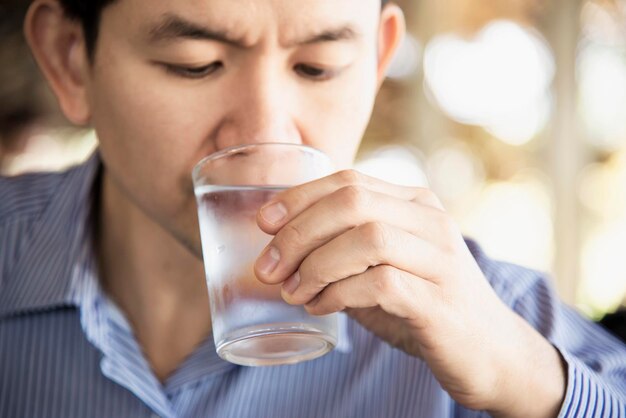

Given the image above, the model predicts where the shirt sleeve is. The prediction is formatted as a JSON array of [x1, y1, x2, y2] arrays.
[[465, 239, 626, 417], [521, 294, 626, 418]]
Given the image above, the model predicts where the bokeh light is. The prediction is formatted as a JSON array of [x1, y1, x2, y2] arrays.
[[1, 128, 96, 176], [355, 146, 429, 187], [426, 141, 485, 203], [578, 152, 626, 217], [580, 218, 626, 317], [423, 20, 554, 145], [575, 0, 626, 316], [578, 150, 626, 316], [578, 46, 626, 150], [460, 172, 554, 272], [577, 0, 626, 151]]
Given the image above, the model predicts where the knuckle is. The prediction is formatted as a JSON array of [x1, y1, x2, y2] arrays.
[[414, 187, 444, 209], [360, 222, 389, 252], [336, 169, 363, 186], [299, 253, 326, 285], [373, 265, 403, 295], [279, 222, 307, 249], [337, 185, 368, 212], [323, 289, 345, 313], [414, 187, 433, 198]]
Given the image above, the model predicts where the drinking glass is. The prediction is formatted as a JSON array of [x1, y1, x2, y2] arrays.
[[192, 143, 338, 366]]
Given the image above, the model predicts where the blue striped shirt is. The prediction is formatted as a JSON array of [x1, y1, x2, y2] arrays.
[[1, 152, 625, 418]]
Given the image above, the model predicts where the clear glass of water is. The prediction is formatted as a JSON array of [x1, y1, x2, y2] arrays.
[[192, 143, 338, 366]]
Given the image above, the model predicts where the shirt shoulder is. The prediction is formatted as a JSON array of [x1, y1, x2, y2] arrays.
[[0, 155, 100, 314], [0, 168, 75, 228]]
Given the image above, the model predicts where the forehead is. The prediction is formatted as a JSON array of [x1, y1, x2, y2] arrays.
[[106, 0, 381, 44]]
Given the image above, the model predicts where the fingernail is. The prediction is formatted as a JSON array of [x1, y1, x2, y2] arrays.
[[282, 271, 300, 294], [257, 246, 280, 276], [261, 202, 287, 225]]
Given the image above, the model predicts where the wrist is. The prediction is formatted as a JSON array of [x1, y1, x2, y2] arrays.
[[489, 314, 567, 418]]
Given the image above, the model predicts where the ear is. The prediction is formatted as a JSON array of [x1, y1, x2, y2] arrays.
[[24, 0, 91, 125], [376, 3, 406, 89]]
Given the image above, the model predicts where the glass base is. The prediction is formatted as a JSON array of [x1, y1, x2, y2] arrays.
[[216, 323, 336, 366]]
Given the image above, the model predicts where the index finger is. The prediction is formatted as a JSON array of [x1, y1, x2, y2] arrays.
[[257, 169, 444, 234]]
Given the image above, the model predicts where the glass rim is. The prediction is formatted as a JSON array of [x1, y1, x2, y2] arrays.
[[192, 142, 330, 181]]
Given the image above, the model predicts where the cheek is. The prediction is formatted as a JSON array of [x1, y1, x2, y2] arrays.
[[302, 58, 379, 169], [88, 55, 220, 235], [92, 67, 214, 166]]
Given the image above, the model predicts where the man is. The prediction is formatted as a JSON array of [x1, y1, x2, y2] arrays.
[[0, 0, 624, 417]]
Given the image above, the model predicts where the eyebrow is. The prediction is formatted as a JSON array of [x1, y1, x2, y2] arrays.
[[147, 14, 359, 48], [148, 14, 246, 47], [296, 27, 358, 46]]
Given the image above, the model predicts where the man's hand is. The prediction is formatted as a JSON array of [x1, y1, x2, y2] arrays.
[[254, 169, 566, 418]]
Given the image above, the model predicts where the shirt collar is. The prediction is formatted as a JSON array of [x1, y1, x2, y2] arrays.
[[0, 151, 101, 318]]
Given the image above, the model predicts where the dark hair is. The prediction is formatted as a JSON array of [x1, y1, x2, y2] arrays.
[[58, 0, 391, 60], [57, 0, 117, 60]]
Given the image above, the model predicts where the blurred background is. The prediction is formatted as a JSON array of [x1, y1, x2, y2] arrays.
[[1, 0, 625, 321]]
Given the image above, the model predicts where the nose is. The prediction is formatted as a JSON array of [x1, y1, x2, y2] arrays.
[[214, 62, 302, 150]]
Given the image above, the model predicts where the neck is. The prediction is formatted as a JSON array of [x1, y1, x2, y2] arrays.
[[97, 170, 211, 382]]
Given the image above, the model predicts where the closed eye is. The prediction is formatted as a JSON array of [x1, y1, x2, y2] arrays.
[[294, 63, 337, 81], [163, 61, 223, 79]]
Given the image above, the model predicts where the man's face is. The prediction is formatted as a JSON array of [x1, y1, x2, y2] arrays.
[[86, 0, 384, 254]]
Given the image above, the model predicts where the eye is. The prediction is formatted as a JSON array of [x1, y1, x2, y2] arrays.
[[294, 64, 335, 81], [164, 61, 223, 79]]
